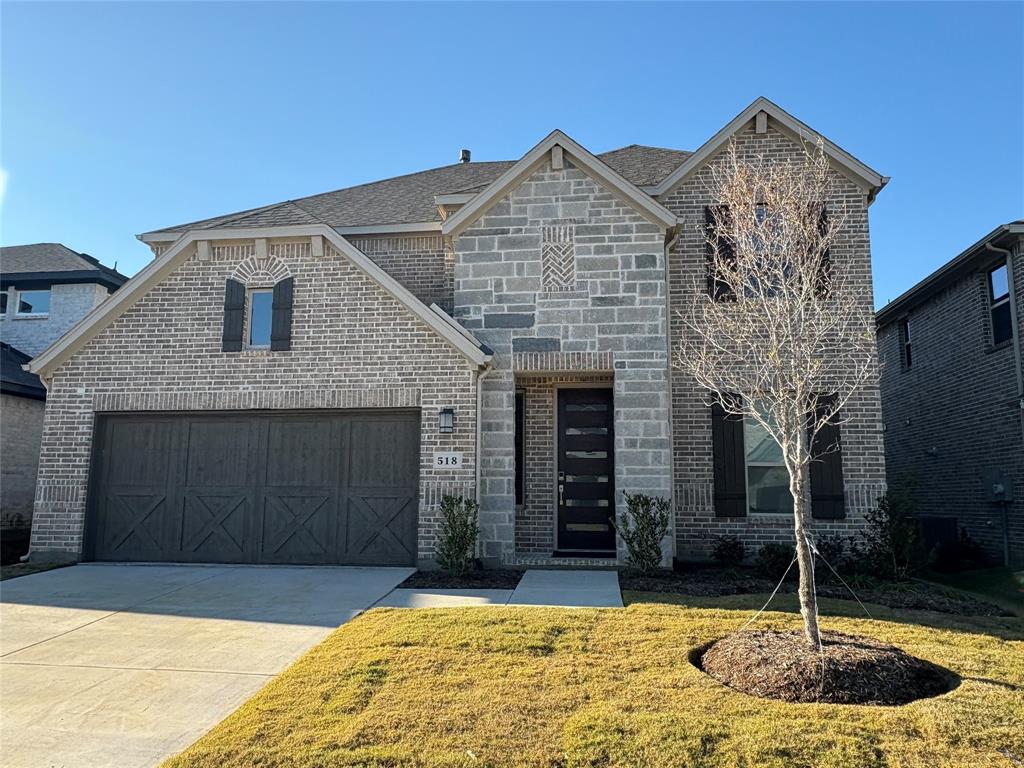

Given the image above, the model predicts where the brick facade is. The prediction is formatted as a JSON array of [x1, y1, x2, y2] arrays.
[[1, 393, 45, 530], [877, 235, 1024, 568], [29, 239, 478, 562], [660, 124, 886, 557], [453, 156, 673, 563], [347, 234, 453, 312], [1, 283, 111, 357]]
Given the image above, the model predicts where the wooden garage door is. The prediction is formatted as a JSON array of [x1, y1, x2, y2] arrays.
[[85, 411, 420, 565]]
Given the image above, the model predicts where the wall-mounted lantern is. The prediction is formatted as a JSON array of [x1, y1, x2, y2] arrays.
[[438, 408, 455, 434]]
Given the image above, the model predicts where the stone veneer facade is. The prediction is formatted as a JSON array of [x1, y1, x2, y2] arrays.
[[29, 240, 478, 561], [877, 234, 1023, 568], [452, 157, 674, 562]]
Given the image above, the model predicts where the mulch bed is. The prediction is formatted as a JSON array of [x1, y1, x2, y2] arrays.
[[398, 569, 524, 590], [698, 630, 956, 705], [618, 568, 1013, 616]]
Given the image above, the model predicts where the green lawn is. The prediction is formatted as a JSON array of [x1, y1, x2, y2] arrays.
[[164, 594, 1023, 768], [919, 568, 1024, 617]]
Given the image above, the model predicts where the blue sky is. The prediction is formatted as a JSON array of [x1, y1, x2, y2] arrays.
[[2, 2, 1021, 307]]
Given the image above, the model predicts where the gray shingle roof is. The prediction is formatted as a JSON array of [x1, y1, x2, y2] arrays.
[[0, 343, 45, 399], [150, 145, 692, 235], [0, 243, 127, 286]]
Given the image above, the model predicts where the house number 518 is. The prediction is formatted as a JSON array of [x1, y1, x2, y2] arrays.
[[434, 452, 463, 468]]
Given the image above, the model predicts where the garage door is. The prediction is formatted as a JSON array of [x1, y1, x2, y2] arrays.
[[85, 411, 420, 565]]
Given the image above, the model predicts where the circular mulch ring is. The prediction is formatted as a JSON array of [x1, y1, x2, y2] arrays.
[[696, 630, 957, 705]]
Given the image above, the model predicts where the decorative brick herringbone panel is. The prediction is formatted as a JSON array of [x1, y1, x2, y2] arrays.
[[541, 226, 575, 291]]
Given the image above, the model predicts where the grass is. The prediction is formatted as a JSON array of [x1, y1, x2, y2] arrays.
[[164, 594, 1023, 768], [918, 568, 1024, 617]]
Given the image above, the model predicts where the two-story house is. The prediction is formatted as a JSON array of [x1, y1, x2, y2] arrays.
[[23, 98, 888, 568], [877, 222, 1023, 568], [1, 243, 126, 561]]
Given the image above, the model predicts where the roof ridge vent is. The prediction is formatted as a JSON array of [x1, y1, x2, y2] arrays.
[[459, 148, 471, 164]]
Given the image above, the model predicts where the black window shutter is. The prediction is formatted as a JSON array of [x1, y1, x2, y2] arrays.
[[221, 279, 245, 352], [711, 396, 747, 517], [816, 205, 831, 297], [704, 205, 736, 301], [270, 277, 294, 351], [514, 392, 525, 506], [809, 395, 845, 519]]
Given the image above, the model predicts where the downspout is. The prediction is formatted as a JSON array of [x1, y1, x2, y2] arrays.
[[984, 240, 1021, 568]]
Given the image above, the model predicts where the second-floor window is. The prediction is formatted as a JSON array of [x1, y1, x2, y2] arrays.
[[16, 289, 50, 316], [988, 263, 1012, 345], [900, 316, 913, 368], [247, 289, 273, 348]]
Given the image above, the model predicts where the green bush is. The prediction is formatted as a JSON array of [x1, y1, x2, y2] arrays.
[[755, 542, 794, 579], [615, 493, 671, 574], [854, 482, 927, 581], [435, 495, 479, 577], [815, 534, 846, 567], [710, 534, 746, 566]]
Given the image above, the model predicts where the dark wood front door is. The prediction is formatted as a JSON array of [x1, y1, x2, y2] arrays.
[[86, 410, 420, 566], [557, 388, 615, 552]]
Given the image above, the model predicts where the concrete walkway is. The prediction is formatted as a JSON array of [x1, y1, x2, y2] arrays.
[[377, 569, 623, 609], [509, 569, 623, 607], [0, 563, 412, 768]]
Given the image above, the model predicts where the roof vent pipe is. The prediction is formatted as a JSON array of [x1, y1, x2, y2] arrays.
[[459, 149, 471, 164]]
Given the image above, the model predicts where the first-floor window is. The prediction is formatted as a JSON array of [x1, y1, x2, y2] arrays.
[[247, 288, 273, 348], [988, 263, 1012, 345], [16, 289, 50, 315], [743, 409, 792, 515], [0, 291, 7, 314]]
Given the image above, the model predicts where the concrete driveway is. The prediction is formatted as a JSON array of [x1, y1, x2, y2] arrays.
[[0, 563, 413, 768]]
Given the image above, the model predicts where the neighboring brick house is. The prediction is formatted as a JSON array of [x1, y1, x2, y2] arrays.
[[25, 97, 889, 567], [0, 244, 127, 561], [877, 222, 1024, 568]]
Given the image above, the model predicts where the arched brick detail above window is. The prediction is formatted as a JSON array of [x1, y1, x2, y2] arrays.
[[229, 254, 292, 287]]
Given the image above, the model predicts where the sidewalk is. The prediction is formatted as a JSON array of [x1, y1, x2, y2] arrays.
[[375, 569, 623, 609]]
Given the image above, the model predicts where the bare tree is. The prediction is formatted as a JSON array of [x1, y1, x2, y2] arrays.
[[675, 140, 877, 650]]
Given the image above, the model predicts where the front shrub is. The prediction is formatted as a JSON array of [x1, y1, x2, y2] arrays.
[[615, 493, 671, 574], [856, 482, 927, 581], [755, 542, 794, 579], [711, 534, 746, 566], [435, 494, 479, 577]]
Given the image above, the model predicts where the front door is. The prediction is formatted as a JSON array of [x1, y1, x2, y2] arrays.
[[557, 388, 615, 552]]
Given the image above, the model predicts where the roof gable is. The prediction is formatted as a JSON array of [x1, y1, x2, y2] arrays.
[[648, 97, 888, 201], [28, 226, 490, 379], [140, 146, 690, 242], [441, 130, 677, 239]]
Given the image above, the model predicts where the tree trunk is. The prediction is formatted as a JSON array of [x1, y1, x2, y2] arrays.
[[789, 437, 821, 650]]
